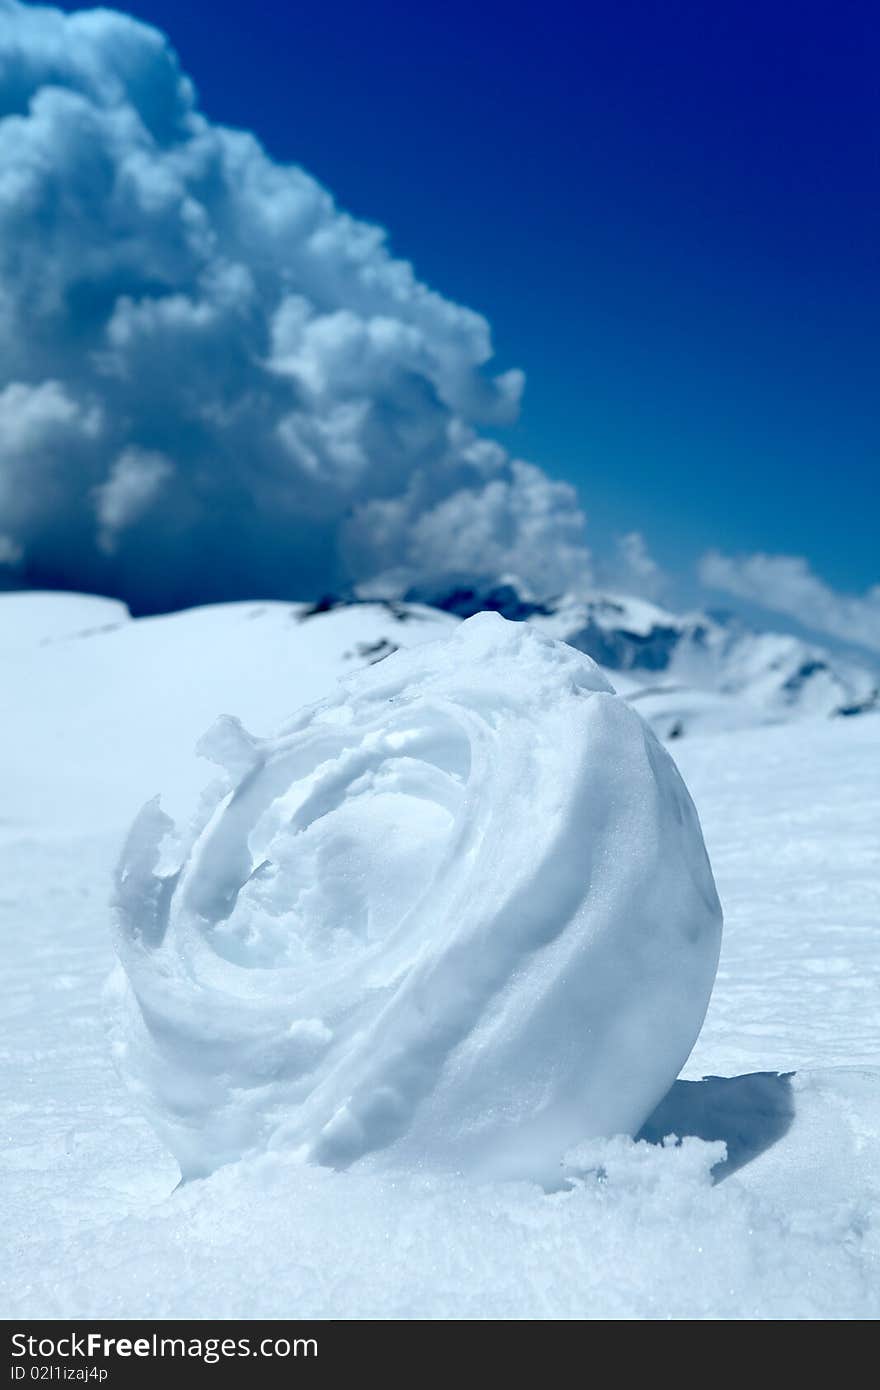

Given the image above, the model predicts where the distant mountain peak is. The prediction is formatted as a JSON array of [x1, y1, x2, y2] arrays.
[[396, 579, 880, 738]]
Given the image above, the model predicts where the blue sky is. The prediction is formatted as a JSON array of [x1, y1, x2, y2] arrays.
[[59, 0, 879, 595]]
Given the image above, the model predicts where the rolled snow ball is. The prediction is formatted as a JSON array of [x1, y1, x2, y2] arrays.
[[108, 613, 722, 1183]]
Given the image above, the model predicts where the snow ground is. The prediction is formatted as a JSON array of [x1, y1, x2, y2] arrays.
[[1, 594, 878, 1319]]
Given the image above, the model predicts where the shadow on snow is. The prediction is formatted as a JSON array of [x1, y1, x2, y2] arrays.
[[638, 1071, 796, 1181]]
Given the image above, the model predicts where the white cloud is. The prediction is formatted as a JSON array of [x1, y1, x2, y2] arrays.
[[0, 380, 100, 455], [0, 534, 23, 566], [0, 1, 590, 611], [608, 531, 668, 602], [0, 380, 104, 537], [699, 550, 880, 655], [94, 447, 173, 552], [348, 460, 587, 602]]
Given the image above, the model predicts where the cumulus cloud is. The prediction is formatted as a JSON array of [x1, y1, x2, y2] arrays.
[[0, 0, 590, 612], [94, 446, 173, 552], [699, 550, 880, 656], [0, 533, 22, 566], [606, 531, 669, 602]]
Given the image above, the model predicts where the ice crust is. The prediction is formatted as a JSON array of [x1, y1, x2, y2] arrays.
[[110, 613, 722, 1181]]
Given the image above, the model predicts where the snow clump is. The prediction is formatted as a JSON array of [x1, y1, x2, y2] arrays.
[[108, 613, 722, 1182]]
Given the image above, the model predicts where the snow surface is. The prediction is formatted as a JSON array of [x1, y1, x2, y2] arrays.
[[0, 589, 128, 652], [0, 595, 456, 829], [1, 592, 878, 1318], [108, 614, 721, 1183]]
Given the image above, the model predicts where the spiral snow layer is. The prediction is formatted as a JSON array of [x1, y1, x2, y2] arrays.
[[109, 613, 722, 1182]]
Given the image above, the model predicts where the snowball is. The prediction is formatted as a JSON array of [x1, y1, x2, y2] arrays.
[[109, 613, 722, 1182]]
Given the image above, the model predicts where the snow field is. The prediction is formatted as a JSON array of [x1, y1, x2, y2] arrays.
[[1, 593, 877, 1318]]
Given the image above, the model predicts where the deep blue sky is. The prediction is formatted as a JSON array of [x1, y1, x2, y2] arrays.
[[63, 0, 879, 591]]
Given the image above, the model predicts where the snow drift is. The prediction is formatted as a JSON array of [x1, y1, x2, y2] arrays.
[[109, 614, 722, 1182]]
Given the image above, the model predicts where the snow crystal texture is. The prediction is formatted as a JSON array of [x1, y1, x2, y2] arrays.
[[109, 614, 722, 1182]]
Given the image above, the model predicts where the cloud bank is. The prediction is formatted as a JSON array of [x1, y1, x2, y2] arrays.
[[700, 550, 880, 656], [0, 0, 590, 612]]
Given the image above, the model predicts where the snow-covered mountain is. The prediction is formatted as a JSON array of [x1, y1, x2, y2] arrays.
[[413, 583, 879, 737]]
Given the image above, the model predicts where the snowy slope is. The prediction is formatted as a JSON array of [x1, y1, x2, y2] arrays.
[[1, 592, 878, 1319], [0, 589, 129, 652], [0, 594, 456, 829]]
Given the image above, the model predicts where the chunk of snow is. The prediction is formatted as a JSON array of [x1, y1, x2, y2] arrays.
[[110, 613, 722, 1182]]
